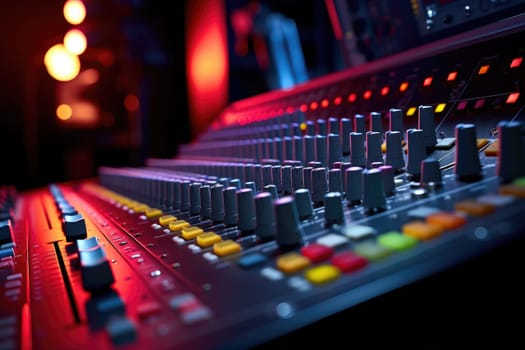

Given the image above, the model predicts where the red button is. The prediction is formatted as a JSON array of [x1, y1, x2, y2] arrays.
[[300, 243, 334, 263], [331, 251, 367, 273]]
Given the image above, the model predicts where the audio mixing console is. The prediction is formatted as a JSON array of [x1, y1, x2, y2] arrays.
[[2, 11, 525, 350]]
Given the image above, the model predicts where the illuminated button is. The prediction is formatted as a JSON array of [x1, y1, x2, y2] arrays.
[[377, 232, 418, 251], [474, 99, 485, 109], [181, 226, 204, 240], [145, 208, 163, 219], [478, 65, 490, 75], [454, 200, 495, 216], [447, 71, 457, 81], [475, 138, 489, 150], [159, 215, 177, 226], [402, 221, 442, 240], [423, 76, 433, 87], [133, 203, 149, 213], [435, 137, 455, 150], [513, 176, 525, 187], [363, 90, 372, 100], [213, 240, 241, 257], [399, 82, 409, 92], [348, 93, 357, 103], [457, 100, 468, 110], [304, 264, 340, 285], [354, 242, 392, 261], [342, 224, 376, 240], [510, 57, 523, 68], [426, 212, 466, 230], [331, 251, 367, 273], [196, 232, 222, 248], [406, 107, 417, 116], [238, 253, 268, 269], [434, 103, 446, 113], [484, 139, 499, 156], [506, 92, 520, 104], [300, 243, 334, 263], [316, 233, 348, 248], [381, 86, 390, 96], [276, 252, 311, 274], [169, 220, 190, 232], [500, 184, 525, 199]]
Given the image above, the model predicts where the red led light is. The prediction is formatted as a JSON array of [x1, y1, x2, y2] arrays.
[[457, 100, 468, 110], [348, 93, 357, 103], [447, 71, 457, 81], [380, 86, 390, 96], [321, 99, 330, 108], [423, 77, 433, 87], [363, 90, 372, 100], [299, 104, 308, 112], [506, 92, 520, 104], [510, 57, 523, 68], [478, 65, 490, 75], [399, 82, 409, 92], [286, 106, 295, 114], [333, 96, 342, 105], [310, 101, 318, 110]]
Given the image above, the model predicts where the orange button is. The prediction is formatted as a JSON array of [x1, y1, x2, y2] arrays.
[[454, 200, 495, 216], [426, 212, 467, 230], [484, 139, 499, 156], [402, 221, 443, 240], [499, 184, 525, 199]]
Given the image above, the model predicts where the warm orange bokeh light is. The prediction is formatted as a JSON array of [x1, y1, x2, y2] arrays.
[[124, 94, 140, 112], [63, 0, 86, 25], [64, 29, 87, 55], [56, 104, 73, 120], [44, 44, 80, 81]]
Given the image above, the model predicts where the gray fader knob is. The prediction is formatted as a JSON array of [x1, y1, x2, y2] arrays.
[[406, 129, 426, 179], [354, 114, 366, 134], [324, 192, 344, 226], [210, 184, 225, 222], [389, 108, 404, 136], [237, 188, 256, 233], [385, 130, 405, 172], [418, 105, 437, 150], [454, 123, 482, 181], [366, 131, 383, 167], [340, 117, 352, 155], [254, 192, 275, 241], [362, 168, 386, 213], [274, 196, 304, 249], [421, 157, 443, 188], [497, 120, 525, 183], [311, 167, 328, 207], [350, 132, 366, 167], [223, 187, 238, 226], [370, 112, 382, 134], [345, 166, 363, 204], [294, 188, 313, 220], [327, 133, 342, 167]]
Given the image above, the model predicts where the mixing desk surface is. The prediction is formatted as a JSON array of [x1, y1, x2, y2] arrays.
[[2, 11, 525, 350]]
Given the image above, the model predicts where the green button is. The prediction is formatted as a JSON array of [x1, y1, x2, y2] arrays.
[[377, 231, 418, 251], [513, 176, 525, 187], [354, 242, 392, 261]]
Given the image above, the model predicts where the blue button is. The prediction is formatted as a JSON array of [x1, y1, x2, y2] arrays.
[[237, 253, 267, 269]]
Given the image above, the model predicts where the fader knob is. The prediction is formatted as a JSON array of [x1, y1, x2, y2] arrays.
[[200, 185, 211, 219], [418, 105, 437, 150], [328, 133, 342, 167], [303, 135, 315, 164], [223, 187, 238, 226], [421, 157, 443, 188], [315, 135, 327, 167], [254, 192, 275, 241], [406, 129, 426, 179], [350, 132, 366, 167], [274, 196, 304, 249], [370, 112, 382, 134], [311, 167, 328, 207], [294, 188, 313, 220], [345, 166, 363, 204], [328, 169, 343, 194], [354, 114, 366, 134], [189, 183, 201, 216], [366, 131, 383, 167], [385, 130, 405, 172], [340, 118, 352, 155], [389, 108, 404, 136], [496, 120, 525, 183], [210, 184, 225, 222], [454, 123, 482, 182], [324, 192, 344, 226], [237, 189, 256, 233], [362, 168, 386, 213]]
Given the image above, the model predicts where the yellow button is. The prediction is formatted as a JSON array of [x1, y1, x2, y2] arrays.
[[304, 264, 340, 285], [402, 221, 443, 240], [454, 200, 495, 216], [276, 252, 310, 274], [500, 184, 525, 199], [145, 208, 163, 219], [181, 226, 204, 240], [159, 215, 177, 226], [169, 220, 190, 232], [196, 232, 222, 248], [213, 240, 241, 257], [484, 139, 499, 156], [426, 212, 466, 230], [133, 203, 150, 213], [476, 138, 489, 149]]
